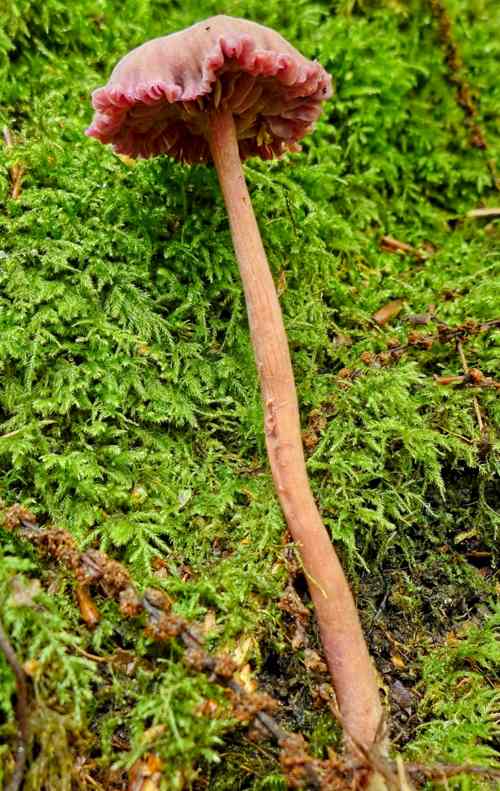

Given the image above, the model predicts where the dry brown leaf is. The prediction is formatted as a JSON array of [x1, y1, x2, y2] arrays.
[[23, 659, 40, 677], [129, 753, 163, 791], [390, 654, 406, 669], [303, 648, 327, 673], [373, 299, 404, 326], [195, 698, 219, 718], [75, 584, 101, 628]]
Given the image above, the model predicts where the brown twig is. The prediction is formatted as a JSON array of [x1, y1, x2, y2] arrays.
[[0, 429, 23, 440], [2, 127, 25, 200], [466, 207, 500, 219], [73, 646, 118, 664], [457, 341, 485, 433], [434, 372, 500, 389], [404, 761, 500, 782], [351, 318, 500, 373], [379, 236, 428, 261], [0, 619, 29, 791]]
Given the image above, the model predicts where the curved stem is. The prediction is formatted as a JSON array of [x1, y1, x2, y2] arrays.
[[208, 109, 384, 752]]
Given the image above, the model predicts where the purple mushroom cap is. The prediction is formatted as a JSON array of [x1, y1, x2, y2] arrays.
[[86, 15, 332, 163]]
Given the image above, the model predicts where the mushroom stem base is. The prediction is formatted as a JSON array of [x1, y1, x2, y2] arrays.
[[208, 109, 384, 754]]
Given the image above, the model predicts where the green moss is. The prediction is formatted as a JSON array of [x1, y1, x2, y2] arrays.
[[1, 0, 499, 788], [405, 603, 500, 789]]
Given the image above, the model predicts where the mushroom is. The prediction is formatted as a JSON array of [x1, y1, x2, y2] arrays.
[[87, 15, 384, 755]]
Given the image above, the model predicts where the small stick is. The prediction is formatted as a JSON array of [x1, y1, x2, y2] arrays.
[[466, 207, 500, 219], [434, 373, 499, 389], [473, 400, 484, 432], [404, 762, 500, 781], [434, 375, 465, 385], [479, 318, 500, 330], [2, 126, 13, 147], [0, 430, 23, 440], [0, 620, 29, 791], [73, 645, 118, 664], [457, 341, 484, 433], [2, 127, 25, 200], [379, 235, 427, 261], [457, 340, 469, 373]]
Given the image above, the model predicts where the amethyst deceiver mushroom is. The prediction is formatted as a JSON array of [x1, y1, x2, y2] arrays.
[[87, 15, 383, 754]]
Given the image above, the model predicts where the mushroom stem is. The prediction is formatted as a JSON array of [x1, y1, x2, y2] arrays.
[[208, 109, 384, 753]]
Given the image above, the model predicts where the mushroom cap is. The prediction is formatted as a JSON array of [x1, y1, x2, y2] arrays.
[[86, 15, 332, 163]]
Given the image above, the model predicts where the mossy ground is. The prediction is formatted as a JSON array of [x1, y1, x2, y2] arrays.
[[0, 0, 499, 788]]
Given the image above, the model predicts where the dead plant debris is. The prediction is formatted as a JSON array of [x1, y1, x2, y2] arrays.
[[466, 207, 500, 219], [2, 503, 499, 790], [379, 236, 429, 261], [373, 300, 405, 327]]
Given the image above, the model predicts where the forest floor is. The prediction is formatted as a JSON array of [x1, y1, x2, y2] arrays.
[[0, 0, 499, 789]]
